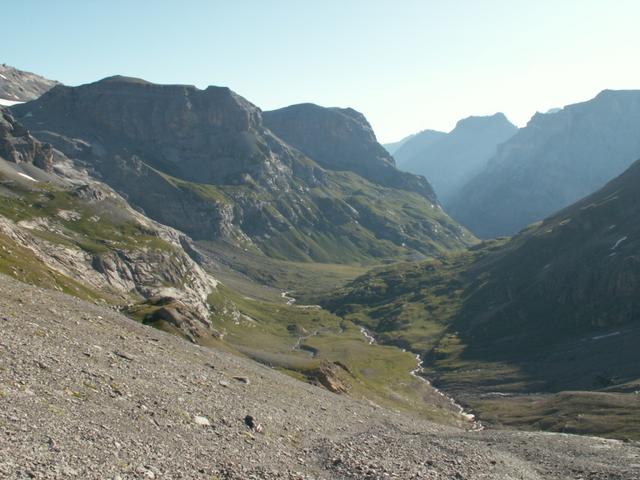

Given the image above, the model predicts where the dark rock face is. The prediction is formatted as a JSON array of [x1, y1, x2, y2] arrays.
[[12, 77, 473, 261], [449, 90, 640, 238], [15, 77, 283, 186], [263, 103, 437, 201], [0, 108, 53, 171], [395, 114, 517, 205]]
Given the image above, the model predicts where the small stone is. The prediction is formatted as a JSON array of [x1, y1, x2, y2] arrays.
[[113, 351, 135, 361], [218, 380, 230, 387], [194, 415, 211, 426]]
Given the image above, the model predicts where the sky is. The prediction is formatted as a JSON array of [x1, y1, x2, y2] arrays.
[[4, 0, 640, 142]]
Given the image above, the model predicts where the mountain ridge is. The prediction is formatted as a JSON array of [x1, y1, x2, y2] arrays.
[[450, 89, 640, 238], [12, 76, 475, 263]]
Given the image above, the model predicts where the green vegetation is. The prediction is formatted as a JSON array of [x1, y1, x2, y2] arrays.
[[322, 160, 640, 440], [471, 390, 640, 441], [155, 169, 231, 205], [0, 179, 174, 255], [0, 231, 108, 302], [204, 284, 466, 425], [197, 239, 369, 301], [146, 159, 476, 264]]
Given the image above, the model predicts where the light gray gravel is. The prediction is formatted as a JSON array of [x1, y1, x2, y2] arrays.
[[1, 274, 638, 479]]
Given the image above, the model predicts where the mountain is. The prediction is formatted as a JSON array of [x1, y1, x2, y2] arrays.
[[450, 90, 640, 238], [0, 106, 217, 339], [0, 64, 58, 105], [395, 114, 517, 204], [12, 77, 475, 263], [0, 105, 478, 418], [323, 158, 640, 439], [391, 129, 446, 165], [263, 103, 436, 199], [382, 132, 420, 155]]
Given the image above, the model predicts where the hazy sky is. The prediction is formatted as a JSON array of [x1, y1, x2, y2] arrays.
[[5, 0, 640, 142]]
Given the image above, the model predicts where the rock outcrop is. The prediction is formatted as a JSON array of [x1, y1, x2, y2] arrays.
[[0, 108, 53, 171], [0, 64, 58, 103], [0, 112, 217, 337]]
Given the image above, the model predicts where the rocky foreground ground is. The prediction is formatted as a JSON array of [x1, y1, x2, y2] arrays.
[[1, 274, 639, 479]]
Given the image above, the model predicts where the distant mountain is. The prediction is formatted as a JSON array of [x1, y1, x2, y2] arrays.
[[450, 90, 640, 238], [324, 157, 640, 438], [391, 130, 446, 165], [0, 64, 58, 105], [12, 77, 474, 263], [394, 114, 516, 205], [383, 132, 422, 155]]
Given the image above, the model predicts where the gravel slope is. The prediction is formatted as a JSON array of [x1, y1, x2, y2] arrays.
[[1, 274, 638, 479]]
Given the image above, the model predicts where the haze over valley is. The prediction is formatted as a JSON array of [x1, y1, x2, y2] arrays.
[[2, 2, 640, 479]]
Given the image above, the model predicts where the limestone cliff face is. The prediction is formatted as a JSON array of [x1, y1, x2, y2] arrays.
[[0, 111, 218, 338], [0, 108, 53, 171], [12, 77, 474, 261], [15, 77, 285, 186], [0, 64, 58, 103], [263, 103, 437, 201]]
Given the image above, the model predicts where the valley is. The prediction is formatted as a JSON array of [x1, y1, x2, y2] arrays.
[[2, 59, 640, 479]]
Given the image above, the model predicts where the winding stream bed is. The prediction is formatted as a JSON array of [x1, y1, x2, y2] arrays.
[[283, 291, 482, 430], [360, 327, 483, 430]]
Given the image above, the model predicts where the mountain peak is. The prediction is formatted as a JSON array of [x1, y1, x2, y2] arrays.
[[453, 112, 514, 132], [97, 75, 155, 85], [263, 103, 437, 200]]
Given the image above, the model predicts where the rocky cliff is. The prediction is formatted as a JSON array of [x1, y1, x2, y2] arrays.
[[0, 108, 53, 171], [0, 110, 217, 339], [0, 64, 58, 103], [263, 103, 438, 200]]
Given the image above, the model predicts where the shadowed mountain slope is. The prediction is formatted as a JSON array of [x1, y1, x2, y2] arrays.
[[323, 158, 640, 439]]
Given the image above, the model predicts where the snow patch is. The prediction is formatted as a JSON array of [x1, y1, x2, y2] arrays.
[[17, 172, 37, 182], [0, 98, 24, 107], [611, 236, 628, 250], [592, 331, 620, 341], [0, 73, 6, 80]]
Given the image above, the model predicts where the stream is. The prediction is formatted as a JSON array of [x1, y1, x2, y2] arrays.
[[359, 327, 483, 430], [283, 291, 482, 430]]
